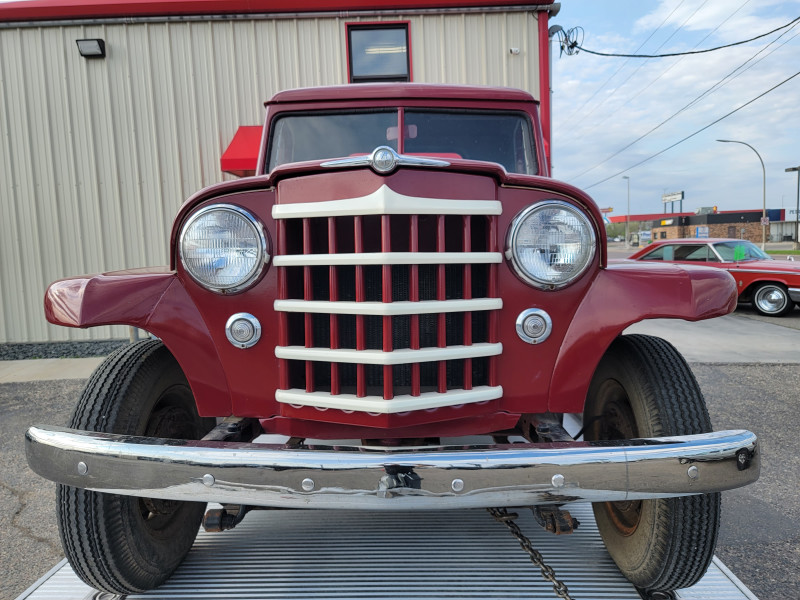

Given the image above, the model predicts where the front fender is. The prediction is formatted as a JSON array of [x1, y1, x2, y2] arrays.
[[45, 269, 230, 416], [549, 262, 737, 414]]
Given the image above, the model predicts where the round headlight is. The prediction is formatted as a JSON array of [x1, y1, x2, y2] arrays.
[[507, 200, 596, 289], [179, 204, 268, 293]]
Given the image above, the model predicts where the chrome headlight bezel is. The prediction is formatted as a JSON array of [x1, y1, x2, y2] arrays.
[[179, 203, 269, 294], [506, 200, 597, 290]]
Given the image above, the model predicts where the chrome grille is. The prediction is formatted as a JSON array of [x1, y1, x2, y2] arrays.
[[272, 186, 503, 415]]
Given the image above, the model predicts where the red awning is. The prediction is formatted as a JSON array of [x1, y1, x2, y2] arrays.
[[220, 126, 262, 177]]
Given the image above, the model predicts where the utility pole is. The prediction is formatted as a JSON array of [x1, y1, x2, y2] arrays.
[[622, 175, 630, 249], [717, 140, 766, 249], [786, 166, 800, 250]]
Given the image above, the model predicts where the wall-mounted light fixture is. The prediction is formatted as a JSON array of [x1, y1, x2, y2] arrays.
[[76, 39, 106, 59]]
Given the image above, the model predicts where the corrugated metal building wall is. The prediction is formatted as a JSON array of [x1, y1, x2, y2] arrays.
[[0, 9, 544, 342]]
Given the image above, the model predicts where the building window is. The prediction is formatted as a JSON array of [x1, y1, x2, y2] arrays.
[[347, 23, 410, 83]]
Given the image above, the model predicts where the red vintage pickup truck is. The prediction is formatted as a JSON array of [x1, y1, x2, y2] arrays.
[[26, 83, 758, 596]]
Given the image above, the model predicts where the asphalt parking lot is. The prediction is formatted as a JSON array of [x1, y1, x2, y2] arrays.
[[1, 303, 798, 600]]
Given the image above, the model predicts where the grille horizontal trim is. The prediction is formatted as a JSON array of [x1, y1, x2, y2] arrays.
[[274, 251, 503, 267], [272, 185, 501, 219], [276, 385, 503, 414], [275, 343, 503, 365], [274, 298, 502, 316]]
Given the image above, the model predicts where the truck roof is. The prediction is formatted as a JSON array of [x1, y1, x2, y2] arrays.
[[267, 83, 538, 106]]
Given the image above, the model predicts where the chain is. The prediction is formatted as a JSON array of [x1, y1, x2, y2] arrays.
[[487, 507, 574, 600]]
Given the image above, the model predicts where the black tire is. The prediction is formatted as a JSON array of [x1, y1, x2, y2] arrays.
[[752, 282, 794, 316], [56, 339, 215, 594], [584, 334, 720, 593]]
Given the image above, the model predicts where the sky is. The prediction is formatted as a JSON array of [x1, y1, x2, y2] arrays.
[[549, 0, 800, 220]]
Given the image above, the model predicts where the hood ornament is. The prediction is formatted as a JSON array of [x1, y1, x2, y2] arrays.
[[321, 146, 450, 175]]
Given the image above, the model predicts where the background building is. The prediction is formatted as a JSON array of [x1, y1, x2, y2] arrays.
[[0, 0, 558, 343], [609, 209, 788, 244]]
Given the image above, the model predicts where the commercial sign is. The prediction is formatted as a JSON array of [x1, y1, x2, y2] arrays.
[[695, 226, 709, 238], [662, 191, 684, 204]]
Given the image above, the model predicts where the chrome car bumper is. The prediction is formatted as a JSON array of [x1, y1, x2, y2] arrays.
[[789, 287, 800, 303], [26, 425, 759, 510]]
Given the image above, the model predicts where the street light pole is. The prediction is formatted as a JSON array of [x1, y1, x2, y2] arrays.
[[717, 139, 766, 249], [786, 166, 800, 250], [622, 175, 630, 249]]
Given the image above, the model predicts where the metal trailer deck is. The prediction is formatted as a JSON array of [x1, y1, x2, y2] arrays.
[[18, 503, 757, 600]]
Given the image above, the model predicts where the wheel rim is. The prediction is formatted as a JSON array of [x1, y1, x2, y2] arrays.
[[590, 380, 643, 537], [138, 388, 198, 532], [754, 285, 788, 314]]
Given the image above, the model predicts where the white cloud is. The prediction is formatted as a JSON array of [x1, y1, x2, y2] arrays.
[[550, 0, 800, 219]]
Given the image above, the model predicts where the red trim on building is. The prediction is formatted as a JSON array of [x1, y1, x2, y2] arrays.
[[537, 8, 551, 174], [0, 0, 555, 22], [607, 209, 765, 224], [220, 126, 262, 177]]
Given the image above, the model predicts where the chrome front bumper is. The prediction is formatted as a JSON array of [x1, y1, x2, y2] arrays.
[[26, 425, 759, 510]]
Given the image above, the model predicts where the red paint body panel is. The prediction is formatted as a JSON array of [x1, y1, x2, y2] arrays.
[[45, 268, 174, 329], [261, 412, 519, 440], [45, 269, 231, 417], [550, 263, 737, 414], [267, 83, 538, 106]]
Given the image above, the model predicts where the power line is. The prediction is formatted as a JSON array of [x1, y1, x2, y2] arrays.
[[567, 0, 710, 129], [566, 20, 800, 183], [582, 69, 800, 190], [559, 0, 687, 123], [570, 0, 751, 139], [559, 16, 800, 58]]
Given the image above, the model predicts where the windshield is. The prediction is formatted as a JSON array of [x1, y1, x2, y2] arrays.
[[268, 110, 398, 170], [268, 108, 538, 175], [713, 240, 771, 262]]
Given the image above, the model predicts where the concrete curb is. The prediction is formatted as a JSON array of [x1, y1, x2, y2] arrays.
[[0, 358, 104, 383]]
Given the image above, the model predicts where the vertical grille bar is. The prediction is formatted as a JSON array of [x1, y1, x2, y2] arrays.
[[328, 217, 340, 396], [381, 215, 394, 400], [354, 216, 366, 398], [277, 220, 289, 391], [436, 215, 447, 394], [303, 218, 314, 393], [409, 215, 421, 397], [462, 215, 473, 391], [489, 215, 499, 387]]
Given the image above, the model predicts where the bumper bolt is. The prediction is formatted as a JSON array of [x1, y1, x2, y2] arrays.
[[301, 478, 315, 492], [687, 466, 699, 480], [736, 448, 752, 471], [551, 474, 565, 488], [77, 461, 88, 476], [202, 473, 215, 487], [451, 478, 465, 492]]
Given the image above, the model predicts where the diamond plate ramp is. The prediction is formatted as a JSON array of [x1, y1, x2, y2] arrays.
[[19, 504, 756, 600]]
